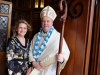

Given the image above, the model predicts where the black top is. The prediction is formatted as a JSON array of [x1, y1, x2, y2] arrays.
[[6, 37, 30, 75]]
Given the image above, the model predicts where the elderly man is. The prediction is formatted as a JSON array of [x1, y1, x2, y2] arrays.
[[28, 6, 70, 75]]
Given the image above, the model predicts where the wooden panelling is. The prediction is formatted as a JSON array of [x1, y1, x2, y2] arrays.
[[97, 41, 100, 75], [0, 1, 12, 75], [0, 52, 6, 75], [0, 0, 98, 75], [59, 0, 89, 75], [45, 0, 95, 75], [97, 2, 100, 75], [90, 0, 100, 75]]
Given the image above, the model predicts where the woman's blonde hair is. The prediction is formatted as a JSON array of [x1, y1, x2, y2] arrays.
[[12, 19, 32, 37]]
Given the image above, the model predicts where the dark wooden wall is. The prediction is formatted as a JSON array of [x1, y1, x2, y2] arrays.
[[0, 0, 99, 75], [45, 0, 97, 75], [0, 52, 6, 75], [0, 1, 12, 75], [45, 0, 90, 75], [56, 0, 88, 75], [88, 1, 100, 75]]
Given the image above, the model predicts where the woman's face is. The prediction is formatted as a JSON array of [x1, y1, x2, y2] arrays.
[[16, 23, 27, 37], [41, 16, 53, 33]]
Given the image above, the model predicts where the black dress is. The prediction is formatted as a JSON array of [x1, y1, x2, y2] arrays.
[[6, 37, 30, 75]]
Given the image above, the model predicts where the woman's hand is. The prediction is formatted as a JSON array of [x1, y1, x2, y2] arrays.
[[56, 54, 64, 63], [26, 67, 32, 75], [32, 61, 44, 72]]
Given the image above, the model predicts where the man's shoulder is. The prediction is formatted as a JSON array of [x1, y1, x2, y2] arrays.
[[33, 33, 38, 38], [31, 33, 38, 41], [53, 29, 60, 36]]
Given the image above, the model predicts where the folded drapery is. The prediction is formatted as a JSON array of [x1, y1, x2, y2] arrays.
[[29, 55, 56, 75], [29, 68, 40, 75]]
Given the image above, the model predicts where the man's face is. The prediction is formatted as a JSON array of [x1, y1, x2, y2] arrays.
[[41, 16, 53, 33]]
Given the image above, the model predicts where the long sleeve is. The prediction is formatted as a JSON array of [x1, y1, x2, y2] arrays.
[[6, 39, 15, 75], [40, 38, 70, 69], [29, 35, 37, 62], [60, 38, 70, 70]]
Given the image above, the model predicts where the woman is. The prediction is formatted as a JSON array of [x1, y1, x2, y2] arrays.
[[6, 20, 31, 75]]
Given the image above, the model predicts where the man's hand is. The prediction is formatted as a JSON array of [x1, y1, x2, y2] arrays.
[[32, 61, 45, 72], [56, 54, 64, 63]]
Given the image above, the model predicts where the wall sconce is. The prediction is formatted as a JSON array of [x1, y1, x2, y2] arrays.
[[35, 0, 39, 8], [35, 0, 44, 8], [40, 0, 44, 8]]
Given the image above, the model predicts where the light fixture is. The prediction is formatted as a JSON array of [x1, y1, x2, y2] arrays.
[[35, 0, 39, 8], [40, 0, 44, 8]]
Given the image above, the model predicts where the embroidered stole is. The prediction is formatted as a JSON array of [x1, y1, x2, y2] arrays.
[[33, 26, 54, 61]]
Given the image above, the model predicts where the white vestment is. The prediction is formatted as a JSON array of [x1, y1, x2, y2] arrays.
[[29, 29, 70, 75]]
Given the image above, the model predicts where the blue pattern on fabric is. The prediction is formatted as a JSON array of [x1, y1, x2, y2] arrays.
[[33, 26, 54, 61]]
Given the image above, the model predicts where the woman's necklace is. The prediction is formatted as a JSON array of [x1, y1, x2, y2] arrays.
[[16, 36, 25, 46]]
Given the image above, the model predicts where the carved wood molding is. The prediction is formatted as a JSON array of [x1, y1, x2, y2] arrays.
[[49, 0, 84, 19]]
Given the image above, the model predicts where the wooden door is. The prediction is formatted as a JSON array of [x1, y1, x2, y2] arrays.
[[88, 0, 100, 75], [59, 0, 96, 75], [96, 2, 100, 74], [45, 0, 96, 75], [0, 1, 12, 75]]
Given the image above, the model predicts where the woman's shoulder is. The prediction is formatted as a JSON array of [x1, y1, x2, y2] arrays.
[[7, 37, 16, 43], [8, 37, 13, 41], [7, 37, 16, 46]]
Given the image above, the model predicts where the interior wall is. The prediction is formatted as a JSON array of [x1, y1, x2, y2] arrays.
[[89, 0, 100, 75], [0, 52, 6, 75], [0, 0, 97, 75]]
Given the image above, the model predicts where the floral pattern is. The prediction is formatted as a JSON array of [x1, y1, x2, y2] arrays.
[[6, 37, 30, 75]]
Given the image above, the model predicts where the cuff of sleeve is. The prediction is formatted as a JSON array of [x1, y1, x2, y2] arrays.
[[29, 57, 35, 62], [60, 59, 64, 64], [40, 55, 56, 67]]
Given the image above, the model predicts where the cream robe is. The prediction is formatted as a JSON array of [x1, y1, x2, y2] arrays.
[[29, 29, 70, 75]]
